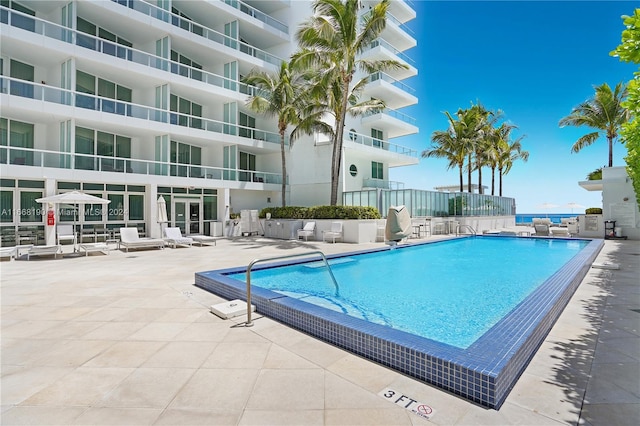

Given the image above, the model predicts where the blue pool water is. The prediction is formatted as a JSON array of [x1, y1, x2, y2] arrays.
[[196, 236, 603, 409], [229, 238, 588, 348], [516, 213, 576, 224]]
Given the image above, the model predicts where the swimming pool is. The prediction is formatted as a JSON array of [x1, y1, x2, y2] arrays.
[[195, 236, 603, 409]]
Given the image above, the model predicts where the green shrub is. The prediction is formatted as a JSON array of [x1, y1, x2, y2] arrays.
[[260, 205, 381, 219], [585, 207, 603, 214]]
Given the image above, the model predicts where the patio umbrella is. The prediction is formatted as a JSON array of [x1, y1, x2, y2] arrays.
[[157, 196, 168, 237], [36, 191, 110, 250], [536, 202, 559, 218], [563, 202, 585, 214]]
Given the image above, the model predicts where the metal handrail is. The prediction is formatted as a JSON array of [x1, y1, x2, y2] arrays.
[[456, 225, 477, 236], [245, 250, 339, 326]]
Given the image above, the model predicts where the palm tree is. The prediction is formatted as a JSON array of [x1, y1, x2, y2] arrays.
[[293, 0, 406, 205], [243, 61, 304, 207], [559, 82, 629, 167], [423, 111, 475, 192], [495, 125, 528, 197]]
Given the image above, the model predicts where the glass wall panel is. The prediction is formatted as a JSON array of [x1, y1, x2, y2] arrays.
[[0, 190, 13, 223], [19, 191, 42, 222], [128, 194, 144, 221]]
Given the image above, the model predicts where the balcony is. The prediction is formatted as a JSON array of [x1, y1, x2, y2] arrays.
[[361, 38, 417, 80], [362, 179, 405, 190], [220, 0, 289, 34], [361, 108, 418, 138], [364, 72, 417, 109], [1, 77, 286, 148], [0, 146, 284, 185], [109, 0, 283, 65], [344, 131, 417, 157], [0, 6, 267, 98]]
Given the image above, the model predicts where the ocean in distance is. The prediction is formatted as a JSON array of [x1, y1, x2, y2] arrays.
[[516, 213, 578, 225]]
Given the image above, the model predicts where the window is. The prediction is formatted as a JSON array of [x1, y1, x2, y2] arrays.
[[239, 151, 256, 182], [371, 161, 383, 180], [371, 128, 383, 148], [128, 194, 144, 221], [20, 191, 43, 223], [170, 140, 201, 177], [171, 50, 203, 78], [10, 59, 34, 98], [4, 119, 34, 166], [239, 112, 256, 139], [75, 127, 131, 171], [76, 71, 131, 112], [170, 95, 202, 128], [349, 129, 357, 141], [0, 190, 13, 223], [349, 164, 358, 177]]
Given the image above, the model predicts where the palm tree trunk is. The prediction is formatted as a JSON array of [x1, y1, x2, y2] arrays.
[[491, 167, 496, 195], [608, 136, 613, 167], [499, 168, 503, 197], [458, 164, 464, 192], [478, 166, 483, 194], [467, 154, 472, 193], [280, 131, 287, 207]]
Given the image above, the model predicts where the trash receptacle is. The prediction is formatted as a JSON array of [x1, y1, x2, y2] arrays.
[[615, 227, 622, 237]]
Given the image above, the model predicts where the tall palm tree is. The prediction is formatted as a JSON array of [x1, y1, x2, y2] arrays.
[[244, 61, 331, 206], [559, 82, 629, 167], [293, 0, 406, 205], [423, 111, 475, 192], [243, 61, 304, 207], [495, 125, 528, 197]]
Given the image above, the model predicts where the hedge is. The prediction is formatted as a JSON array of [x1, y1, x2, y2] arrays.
[[260, 205, 381, 220]]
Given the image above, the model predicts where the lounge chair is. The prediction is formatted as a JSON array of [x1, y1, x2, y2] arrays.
[[79, 242, 109, 256], [322, 222, 343, 243], [0, 246, 17, 260], [534, 224, 550, 236], [297, 222, 316, 241], [27, 245, 61, 260], [551, 228, 571, 237], [119, 227, 165, 252], [57, 224, 76, 246], [164, 227, 194, 248], [190, 235, 219, 246]]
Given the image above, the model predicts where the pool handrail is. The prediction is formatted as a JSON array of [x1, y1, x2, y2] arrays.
[[456, 224, 477, 236], [245, 250, 339, 327]]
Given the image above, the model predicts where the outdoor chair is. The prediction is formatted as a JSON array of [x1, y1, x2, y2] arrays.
[[27, 245, 62, 260], [163, 227, 194, 248], [119, 227, 165, 252], [322, 222, 343, 243], [297, 222, 316, 241], [56, 224, 76, 246], [534, 224, 550, 236]]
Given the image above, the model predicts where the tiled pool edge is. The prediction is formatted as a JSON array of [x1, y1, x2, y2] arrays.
[[194, 237, 604, 409]]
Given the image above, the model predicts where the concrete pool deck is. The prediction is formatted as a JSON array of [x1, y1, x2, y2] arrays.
[[1, 234, 638, 425]]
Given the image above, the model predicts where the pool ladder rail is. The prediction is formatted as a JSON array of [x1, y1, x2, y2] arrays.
[[244, 250, 339, 327], [456, 224, 477, 236]]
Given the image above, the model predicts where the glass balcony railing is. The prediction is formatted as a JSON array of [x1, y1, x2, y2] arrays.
[[368, 38, 415, 65], [0, 6, 263, 97], [362, 179, 405, 190], [363, 107, 417, 127], [1, 77, 285, 145], [0, 146, 284, 184], [368, 72, 415, 95], [344, 130, 417, 157], [110, 0, 283, 65], [221, 0, 288, 34]]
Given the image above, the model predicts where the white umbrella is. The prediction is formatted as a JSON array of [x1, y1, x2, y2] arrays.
[[563, 202, 585, 214], [536, 202, 558, 219], [36, 191, 110, 251], [157, 196, 168, 237]]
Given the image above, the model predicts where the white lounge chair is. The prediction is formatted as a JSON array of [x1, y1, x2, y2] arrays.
[[119, 227, 165, 252], [57, 224, 76, 246], [27, 245, 61, 260], [164, 227, 194, 248], [297, 222, 316, 241], [534, 224, 550, 236], [79, 243, 109, 256], [551, 228, 571, 237], [190, 235, 219, 246], [0, 246, 17, 260], [322, 222, 343, 243]]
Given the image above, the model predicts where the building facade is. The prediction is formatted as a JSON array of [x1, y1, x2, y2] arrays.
[[0, 0, 418, 245]]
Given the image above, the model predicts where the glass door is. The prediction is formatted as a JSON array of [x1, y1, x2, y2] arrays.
[[173, 200, 201, 235]]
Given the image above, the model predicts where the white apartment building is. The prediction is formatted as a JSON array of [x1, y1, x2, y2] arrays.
[[0, 0, 418, 245]]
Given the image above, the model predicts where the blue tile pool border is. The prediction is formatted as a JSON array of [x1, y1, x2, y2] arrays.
[[194, 236, 604, 409]]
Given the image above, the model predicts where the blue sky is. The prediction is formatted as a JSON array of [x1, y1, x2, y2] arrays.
[[391, 0, 638, 213]]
